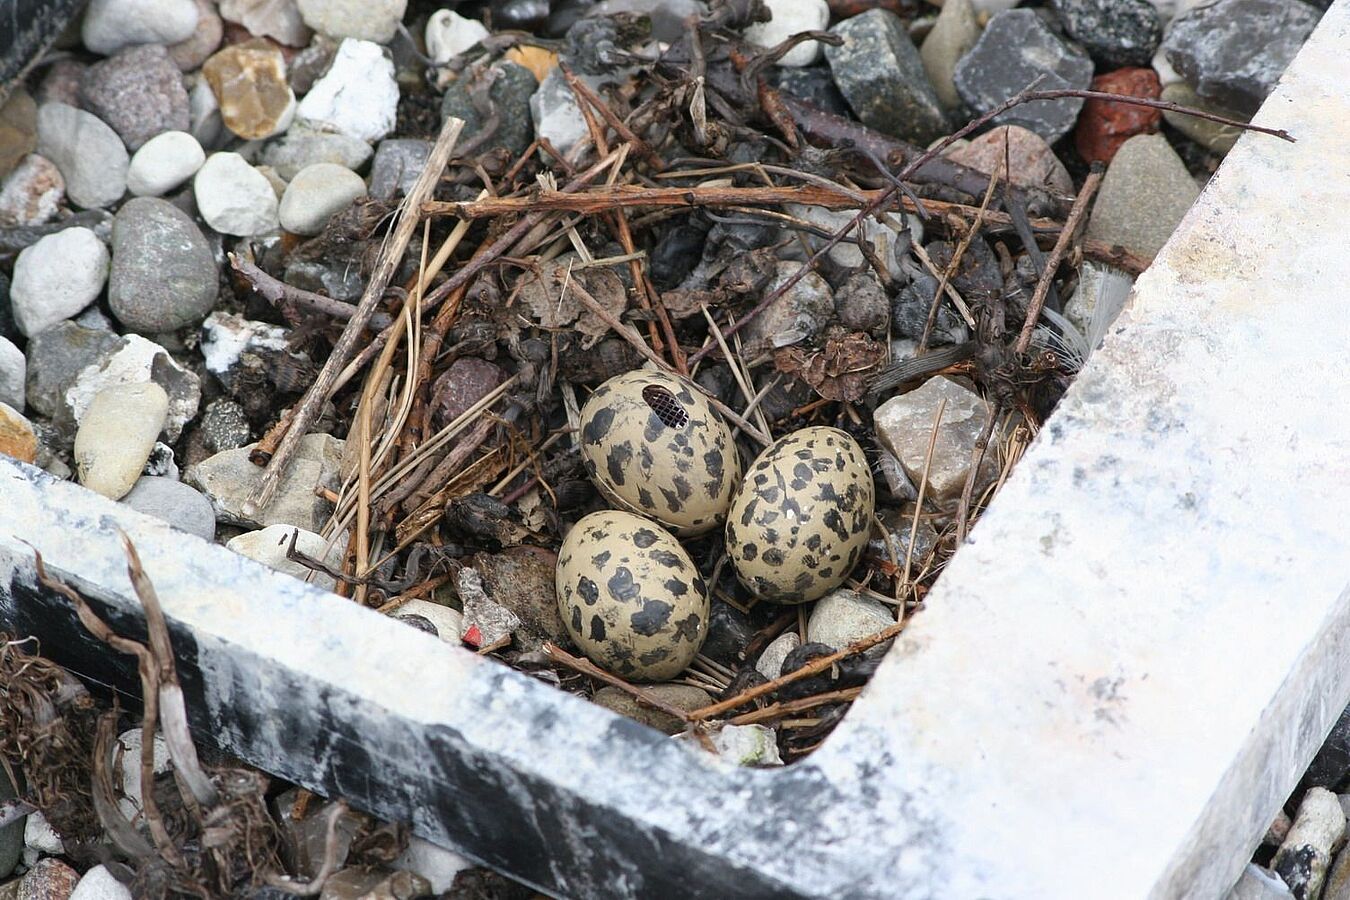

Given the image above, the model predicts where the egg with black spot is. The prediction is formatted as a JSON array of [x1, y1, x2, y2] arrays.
[[726, 426, 875, 604], [556, 509, 710, 681], [578, 369, 742, 536]]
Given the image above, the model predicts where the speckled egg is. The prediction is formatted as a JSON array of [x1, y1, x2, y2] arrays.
[[556, 509, 710, 681], [726, 427, 875, 604], [578, 369, 742, 536]]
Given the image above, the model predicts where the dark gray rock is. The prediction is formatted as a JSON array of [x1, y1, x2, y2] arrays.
[[1051, 0, 1162, 68], [891, 276, 968, 345], [79, 45, 190, 151], [24, 321, 123, 420], [953, 9, 1094, 143], [824, 9, 949, 146], [440, 62, 537, 157], [835, 273, 890, 335], [200, 398, 251, 453], [285, 258, 363, 303], [109, 197, 218, 332], [369, 139, 432, 200], [0, 765, 21, 879], [769, 66, 850, 118], [1162, 0, 1319, 116]]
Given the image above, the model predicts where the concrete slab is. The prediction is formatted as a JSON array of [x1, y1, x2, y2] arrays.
[[2, 3, 1350, 897]]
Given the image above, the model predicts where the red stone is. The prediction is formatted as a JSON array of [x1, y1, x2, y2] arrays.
[[1075, 68, 1163, 165]]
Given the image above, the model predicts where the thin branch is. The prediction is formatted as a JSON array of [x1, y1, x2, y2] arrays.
[[229, 254, 393, 330]]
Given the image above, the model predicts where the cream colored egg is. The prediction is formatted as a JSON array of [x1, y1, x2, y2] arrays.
[[556, 509, 710, 681], [726, 427, 875, 604], [578, 369, 742, 536]]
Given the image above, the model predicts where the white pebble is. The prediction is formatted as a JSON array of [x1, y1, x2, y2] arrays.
[[278, 162, 367, 235], [425, 10, 489, 64], [82, 0, 200, 56], [392, 598, 465, 643], [70, 865, 132, 900], [114, 728, 171, 821], [393, 836, 472, 893], [0, 336, 24, 411], [712, 724, 783, 766], [194, 152, 279, 235], [23, 812, 63, 857], [11, 227, 109, 337], [755, 631, 801, 680], [226, 524, 340, 591], [296, 39, 398, 143], [298, 0, 407, 43], [74, 382, 169, 500], [35, 103, 129, 210], [743, 0, 830, 67], [807, 588, 895, 653], [127, 131, 205, 197]]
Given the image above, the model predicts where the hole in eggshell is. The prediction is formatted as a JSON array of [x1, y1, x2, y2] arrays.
[[642, 385, 689, 429]]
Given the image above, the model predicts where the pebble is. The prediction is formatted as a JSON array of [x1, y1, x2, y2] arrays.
[[36, 62, 84, 108], [81, 0, 200, 56], [919, 0, 979, 110], [114, 727, 171, 822], [1161, 81, 1248, 155], [825, 9, 947, 146], [953, 9, 1094, 143], [946, 125, 1073, 196], [756, 631, 801, 679], [0, 154, 62, 227], [391, 837, 472, 894], [769, 66, 850, 117], [17, 857, 80, 900], [874, 376, 998, 505], [74, 382, 168, 500], [530, 68, 588, 159], [425, 9, 490, 65], [23, 323, 124, 421], [1085, 133, 1200, 259], [35, 103, 129, 210], [0, 90, 37, 180], [744, 0, 830, 68], [188, 75, 224, 149], [202, 39, 296, 141], [23, 812, 63, 858], [473, 546, 569, 650], [457, 567, 520, 648], [296, 39, 399, 143], [592, 684, 712, 735], [440, 61, 537, 157], [226, 524, 339, 590], [834, 272, 890, 335], [1162, 0, 1319, 116], [368, 138, 430, 200], [68, 865, 132, 900], [0, 761, 19, 880], [194, 151, 280, 235], [168, 0, 224, 71], [391, 598, 464, 643], [109, 197, 218, 331], [1051, 0, 1163, 69], [0, 336, 22, 410], [80, 45, 190, 151], [62, 333, 200, 443], [739, 260, 834, 357], [0, 402, 37, 463], [1074, 68, 1162, 165], [807, 588, 895, 654], [10, 227, 109, 337], [712, 724, 783, 766], [261, 126, 372, 180], [1274, 787, 1345, 900], [297, 0, 406, 43], [199, 397, 252, 452], [319, 868, 430, 900], [126, 130, 205, 196], [279, 162, 367, 235], [120, 475, 217, 539], [200, 311, 289, 384], [218, 0, 313, 47], [1229, 864, 1295, 900], [185, 432, 344, 530]]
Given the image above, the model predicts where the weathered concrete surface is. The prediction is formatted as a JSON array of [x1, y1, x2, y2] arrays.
[[0, 2, 1348, 897]]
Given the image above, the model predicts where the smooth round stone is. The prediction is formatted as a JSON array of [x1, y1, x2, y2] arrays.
[[946, 125, 1074, 195], [11, 227, 109, 337], [744, 0, 829, 67], [0, 336, 23, 411], [219, 0, 314, 46], [1160, 80, 1248, 154], [121, 475, 216, 540], [79, 45, 190, 151], [69, 865, 133, 900], [127, 131, 205, 196], [188, 75, 224, 149], [260, 126, 372, 181], [109, 197, 218, 331], [226, 524, 338, 590], [0, 402, 37, 463], [1085, 132, 1201, 258], [35, 103, 128, 210], [82, 0, 201, 56], [194, 152, 279, 235], [279, 162, 367, 235], [426, 10, 489, 64], [74, 382, 168, 500], [807, 588, 895, 655], [296, 39, 398, 143], [920, 0, 979, 109], [0, 153, 64, 226], [297, 0, 407, 43]]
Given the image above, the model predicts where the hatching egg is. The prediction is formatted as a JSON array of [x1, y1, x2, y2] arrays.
[[578, 369, 742, 536], [556, 509, 710, 681], [726, 427, 875, 604]]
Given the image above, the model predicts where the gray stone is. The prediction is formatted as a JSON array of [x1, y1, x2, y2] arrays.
[[260, 127, 373, 181], [74, 382, 169, 500], [1086, 133, 1200, 259], [121, 475, 216, 539], [530, 68, 587, 159], [109, 197, 218, 332], [825, 9, 948, 146], [834, 272, 889, 335], [35, 103, 129, 210], [953, 9, 1094, 143], [285, 258, 363, 303], [743, 0, 830, 67], [296, 0, 406, 43], [24, 810, 63, 857], [870, 507, 940, 567], [369, 139, 431, 200], [227, 525, 339, 590], [194, 152, 279, 236], [24, 322, 124, 420], [10, 227, 109, 337], [0, 153, 64, 226], [1273, 787, 1345, 900], [296, 39, 398, 143], [739, 260, 834, 357], [0, 336, 23, 411], [185, 432, 344, 530], [1228, 865, 1294, 900], [1051, 0, 1163, 69], [278, 163, 367, 236], [79, 45, 190, 151], [1162, 0, 1319, 116], [806, 588, 895, 654], [69, 864, 133, 900], [768, 66, 849, 117], [440, 62, 537, 158], [0, 766, 21, 879], [219, 0, 312, 47], [592, 684, 713, 735], [127, 130, 205, 197], [199, 398, 251, 453], [873, 375, 997, 505], [711, 724, 783, 767], [946, 124, 1074, 195], [167, 0, 224, 71], [81, 0, 200, 56], [920, 0, 979, 110], [1161, 81, 1249, 154], [755, 631, 801, 679]]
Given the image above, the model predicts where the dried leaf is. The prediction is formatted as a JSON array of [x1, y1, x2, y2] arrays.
[[515, 255, 629, 349], [506, 47, 559, 82], [774, 333, 886, 402]]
